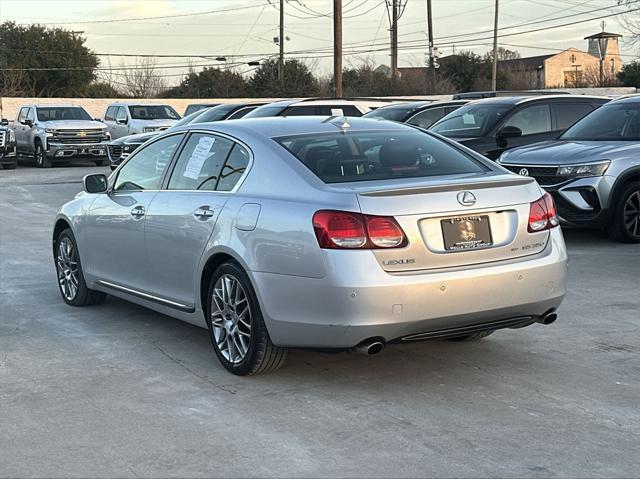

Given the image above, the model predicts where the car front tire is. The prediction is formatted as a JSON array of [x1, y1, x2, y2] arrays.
[[35, 141, 52, 168], [206, 261, 287, 376], [54, 228, 106, 306], [607, 181, 640, 243]]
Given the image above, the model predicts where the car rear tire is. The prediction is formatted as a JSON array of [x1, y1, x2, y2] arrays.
[[448, 330, 495, 341], [206, 261, 287, 376], [54, 228, 106, 306], [606, 181, 640, 243], [35, 141, 52, 168]]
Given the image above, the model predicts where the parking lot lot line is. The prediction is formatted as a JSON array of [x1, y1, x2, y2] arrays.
[[1, 164, 639, 478]]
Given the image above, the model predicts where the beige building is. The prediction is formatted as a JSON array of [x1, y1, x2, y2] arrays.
[[500, 32, 623, 88]]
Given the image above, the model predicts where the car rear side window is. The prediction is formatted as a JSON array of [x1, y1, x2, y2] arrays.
[[167, 133, 234, 191], [216, 144, 250, 191], [275, 130, 487, 184], [114, 135, 183, 192], [406, 107, 446, 129], [552, 103, 594, 130]]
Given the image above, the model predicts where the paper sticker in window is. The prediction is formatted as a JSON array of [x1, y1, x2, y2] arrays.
[[183, 136, 215, 180]]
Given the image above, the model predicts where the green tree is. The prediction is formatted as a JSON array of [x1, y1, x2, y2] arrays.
[[81, 82, 122, 98], [163, 67, 248, 98], [342, 64, 392, 97], [440, 51, 509, 92], [248, 59, 318, 97], [617, 60, 640, 86], [0, 21, 98, 97]]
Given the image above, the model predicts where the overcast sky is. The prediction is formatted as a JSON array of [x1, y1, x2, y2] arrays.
[[0, 0, 636, 85]]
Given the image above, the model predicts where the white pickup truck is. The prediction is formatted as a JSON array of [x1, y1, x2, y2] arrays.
[[12, 104, 110, 168], [102, 103, 180, 139]]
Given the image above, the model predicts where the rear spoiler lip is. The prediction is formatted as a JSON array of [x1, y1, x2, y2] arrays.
[[358, 176, 535, 197]]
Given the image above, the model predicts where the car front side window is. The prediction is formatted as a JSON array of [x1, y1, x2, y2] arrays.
[[502, 104, 552, 136], [114, 135, 183, 192]]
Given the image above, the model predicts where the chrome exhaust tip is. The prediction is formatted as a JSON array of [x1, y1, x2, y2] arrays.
[[537, 309, 558, 325], [354, 339, 385, 355]]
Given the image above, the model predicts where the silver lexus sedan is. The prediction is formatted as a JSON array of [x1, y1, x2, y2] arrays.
[[53, 117, 568, 375]]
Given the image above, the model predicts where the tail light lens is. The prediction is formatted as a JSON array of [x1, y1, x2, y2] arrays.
[[313, 210, 407, 249], [528, 193, 559, 233]]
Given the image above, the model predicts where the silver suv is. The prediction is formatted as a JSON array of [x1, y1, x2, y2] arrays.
[[498, 95, 640, 243], [103, 103, 180, 139], [12, 105, 110, 168]]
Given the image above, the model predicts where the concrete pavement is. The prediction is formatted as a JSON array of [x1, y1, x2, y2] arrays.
[[1, 163, 639, 478]]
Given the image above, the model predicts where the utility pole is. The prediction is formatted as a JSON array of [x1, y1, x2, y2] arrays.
[[426, 0, 435, 94], [278, 0, 285, 85], [333, 0, 343, 98], [391, 0, 398, 81], [491, 0, 499, 91]]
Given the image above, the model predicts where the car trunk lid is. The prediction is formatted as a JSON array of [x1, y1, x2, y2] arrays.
[[347, 174, 549, 272]]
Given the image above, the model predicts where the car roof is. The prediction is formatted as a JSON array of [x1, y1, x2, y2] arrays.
[[468, 95, 610, 106], [374, 99, 469, 110], [31, 104, 84, 108], [610, 94, 640, 104], [170, 115, 411, 140]]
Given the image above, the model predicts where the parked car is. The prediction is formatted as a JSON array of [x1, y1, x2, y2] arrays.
[[103, 103, 180, 139], [0, 118, 18, 169], [107, 108, 212, 170], [107, 103, 265, 170], [53, 116, 567, 375], [363, 100, 469, 129], [11, 104, 110, 168], [184, 103, 220, 116], [430, 95, 609, 160], [498, 95, 640, 243], [243, 98, 393, 118]]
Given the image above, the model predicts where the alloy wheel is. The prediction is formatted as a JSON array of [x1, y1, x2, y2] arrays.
[[56, 237, 79, 301], [623, 190, 640, 238], [210, 274, 252, 364]]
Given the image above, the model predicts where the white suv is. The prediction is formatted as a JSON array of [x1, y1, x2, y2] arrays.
[[103, 103, 180, 139]]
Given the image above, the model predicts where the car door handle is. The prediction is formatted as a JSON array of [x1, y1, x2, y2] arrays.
[[131, 205, 146, 218], [194, 206, 215, 220]]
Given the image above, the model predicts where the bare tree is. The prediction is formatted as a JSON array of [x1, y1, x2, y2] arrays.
[[121, 57, 166, 98], [0, 69, 27, 97], [617, 0, 640, 47], [581, 64, 621, 87]]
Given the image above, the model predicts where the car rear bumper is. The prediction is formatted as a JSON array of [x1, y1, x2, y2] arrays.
[[253, 228, 568, 348]]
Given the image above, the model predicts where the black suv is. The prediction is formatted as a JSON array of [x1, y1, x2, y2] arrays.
[[363, 100, 469, 129], [0, 118, 18, 169], [430, 95, 609, 160]]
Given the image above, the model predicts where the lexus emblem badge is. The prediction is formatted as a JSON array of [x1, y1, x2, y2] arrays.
[[457, 191, 476, 206], [519, 168, 529, 176]]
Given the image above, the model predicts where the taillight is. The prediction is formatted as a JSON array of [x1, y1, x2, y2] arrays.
[[528, 193, 559, 233], [313, 210, 407, 249]]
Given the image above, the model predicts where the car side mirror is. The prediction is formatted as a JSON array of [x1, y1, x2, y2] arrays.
[[83, 173, 108, 194], [117, 118, 128, 125], [498, 125, 522, 139], [0, 118, 8, 126], [24, 119, 33, 128]]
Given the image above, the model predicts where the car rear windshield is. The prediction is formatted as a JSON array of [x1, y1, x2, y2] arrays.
[[274, 130, 488, 184], [129, 105, 180, 120], [243, 104, 289, 118], [36, 107, 92, 121], [364, 106, 417, 122], [560, 103, 639, 141], [430, 104, 511, 138]]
